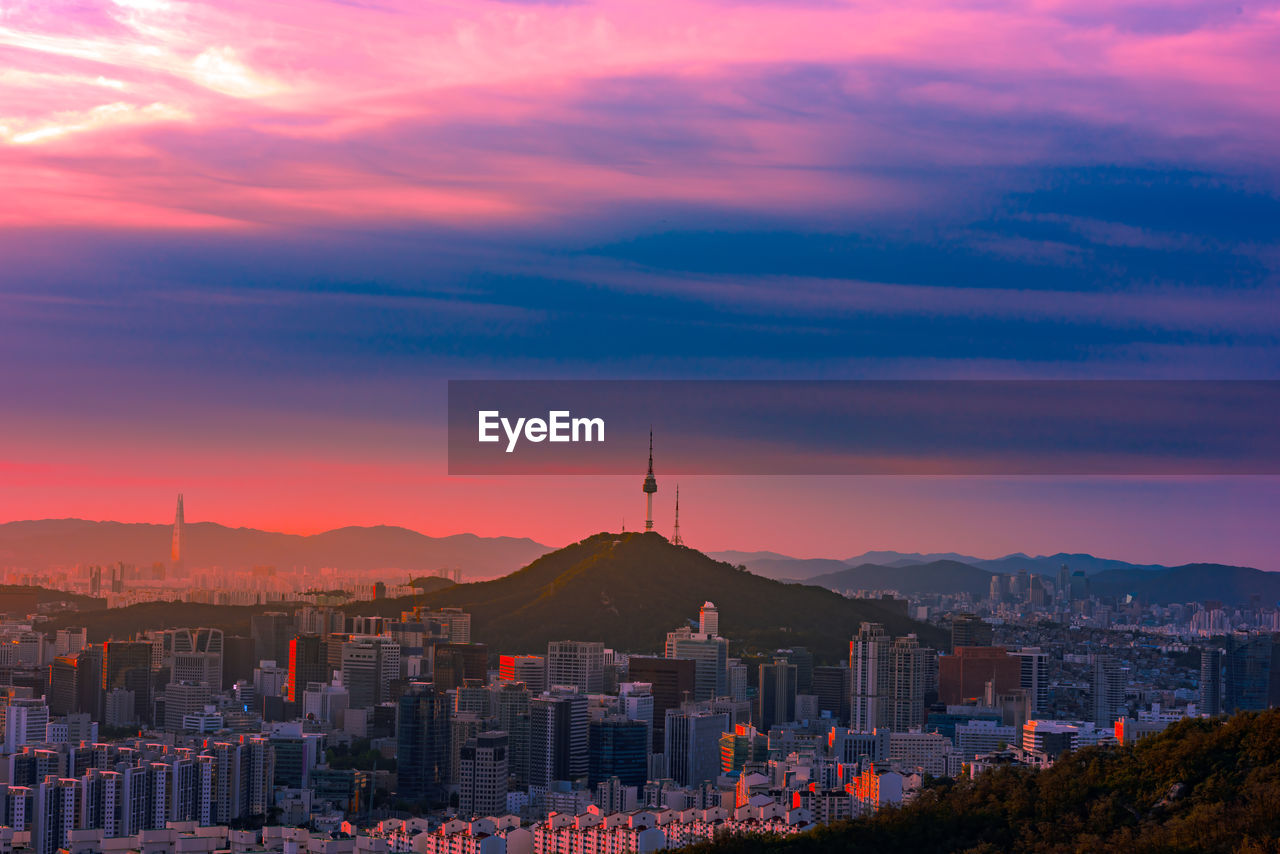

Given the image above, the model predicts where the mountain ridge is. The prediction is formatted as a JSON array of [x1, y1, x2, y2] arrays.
[[0, 518, 551, 579]]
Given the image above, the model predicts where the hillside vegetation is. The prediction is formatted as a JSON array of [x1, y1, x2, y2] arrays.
[[419, 531, 943, 661], [682, 710, 1280, 854]]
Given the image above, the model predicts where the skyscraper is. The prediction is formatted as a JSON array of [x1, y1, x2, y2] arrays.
[[103, 640, 153, 724], [1200, 647, 1223, 716], [530, 688, 589, 789], [888, 634, 935, 731], [397, 682, 449, 803], [628, 657, 695, 751], [546, 640, 605, 694], [850, 623, 891, 730], [757, 659, 797, 731], [642, 430, 657, 532], [459, 731, 509, 818], [698, 601, 719, 637], [287, 634, 328, 704], [588, 716, 648, 787], [664, 706, 728, 786], [1012, 647, 1050, 714], [665, 631, 728, 701], [171, 493, 185, 572], [1224, 633, 1275, 712], [1091, 654, 1126, 725], [951, 614, 993, 648]]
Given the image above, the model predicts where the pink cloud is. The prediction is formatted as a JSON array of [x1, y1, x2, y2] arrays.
[[0, 0, 1277, 228]]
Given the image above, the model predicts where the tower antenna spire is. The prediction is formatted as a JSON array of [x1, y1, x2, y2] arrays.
[[642, 428, 657, 532], [671, 485, 683, 545]]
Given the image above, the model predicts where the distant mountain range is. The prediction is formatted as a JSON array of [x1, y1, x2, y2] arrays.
[[0, 519, 551, 580], [710, 549, 1279, 606], [709, 548, 1171, 580]]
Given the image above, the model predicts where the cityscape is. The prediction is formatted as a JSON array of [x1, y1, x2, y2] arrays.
[[4, 0, 1279, 850], [0, 448, 1276, 854]]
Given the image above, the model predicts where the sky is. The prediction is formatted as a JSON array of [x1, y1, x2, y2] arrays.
[[1, 0, 1278, 567]]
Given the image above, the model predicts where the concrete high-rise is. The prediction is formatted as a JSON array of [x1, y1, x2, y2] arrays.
[[1012, 647, 1050, 714], [850, 622, 891, 730], [1200, 647, 1223, 716], [698, 602, 719, 637], [888, 634, 935, 731], [287, 634, 328, 703], [499, 654, 546, 694], [459, 731, 509, 818], [1091, 654, 1126, 725], [530, 688, 588, 789], [757, 660, 797, 732], [628, 657, 695, 752], [664, 706, 728, 786], [665, 629, 728, 701], [547, 640, 605, 695]]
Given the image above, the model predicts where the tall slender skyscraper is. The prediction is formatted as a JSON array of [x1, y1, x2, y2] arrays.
[[643, 430, 657, 532], [171, 494, 185, 571]]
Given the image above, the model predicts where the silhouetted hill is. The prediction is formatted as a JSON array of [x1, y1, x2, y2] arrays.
[[41, 577, 456, 642], [420, 532, 945, 662], [0, 519, 549, 579], [809, 560, 993, 597], [706, 554, 851, 581], [846, 550, 981, 567], [1090, 563, 1280, 606], [679, 709, 1280, 854]]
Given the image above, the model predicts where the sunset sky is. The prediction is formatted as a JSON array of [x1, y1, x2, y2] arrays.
[[2, 0, 1278, 567]]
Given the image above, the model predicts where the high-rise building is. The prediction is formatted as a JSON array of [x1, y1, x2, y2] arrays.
[[618, 682, 655, 749], [664, 706, 728, 786], [342, 636, 401, 709], [103, 641, 153, 725], [459, 731, 509, 817], [164, 681, 212, 732], [433, 643, 488, 691], [938, 646, 1021, 706], [529, 688, 588, 789], [1200, 647, 1223, 716], [1224, 633, 1275, 712], [547, 641, 605, 695], [850, 623, 891, 730], [287, 634, 328, 703], [888, 635, 935, 731], [698, 602, 719, 637], [757, 660, 797, 732], [1091, 654, 1126, 725], [628, 657, 696, 752], [397, 682, 450, 803], [1011, 647, 1050, 714], [813, 665, 851, 725], [494, 682, 532, 786], [588, 716, 649, 787], [665, 630, 728, 701], [951, 614, 994, 648], [499, 654, 547, 694], [171, 493, 185, 572], [419, 609, 472, 644], [250, 613, 293, 670]]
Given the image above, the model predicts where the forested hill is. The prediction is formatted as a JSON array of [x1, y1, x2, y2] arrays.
[[680, 709, 1280, 854]]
